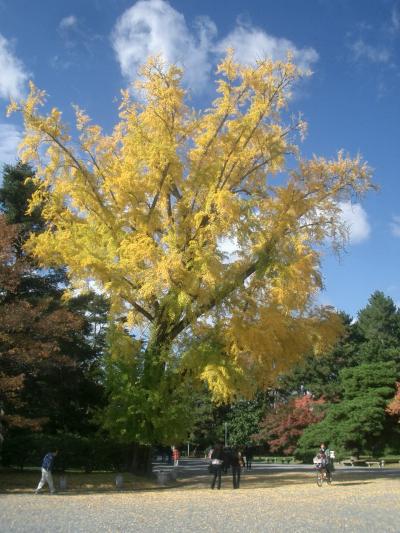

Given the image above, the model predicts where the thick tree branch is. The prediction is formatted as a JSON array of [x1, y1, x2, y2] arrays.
[[120, 291, 155, 322], [167, 241, 276, 342], [148, 164, 170, 217], [130, 301, 154, 322]]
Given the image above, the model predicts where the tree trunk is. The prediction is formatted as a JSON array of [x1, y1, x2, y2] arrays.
[[128, 443, 153, 476]]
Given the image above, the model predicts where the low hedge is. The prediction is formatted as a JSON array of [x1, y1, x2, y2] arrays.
[[1, 431, 131, 472]]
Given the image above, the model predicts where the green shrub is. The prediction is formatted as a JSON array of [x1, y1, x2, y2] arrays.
[[1, 431, 130, 471]]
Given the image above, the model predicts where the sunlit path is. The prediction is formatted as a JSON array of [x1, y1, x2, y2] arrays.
[[1, 474, 399, 532]]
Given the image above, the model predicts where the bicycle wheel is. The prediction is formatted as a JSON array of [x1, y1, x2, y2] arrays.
[[316, 471, 322, 487]]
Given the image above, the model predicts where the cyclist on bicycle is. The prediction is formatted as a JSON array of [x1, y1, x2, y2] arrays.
[[319, 443, 332, 480], [313, 450, 330, 486], [313, 451, 327, 469]]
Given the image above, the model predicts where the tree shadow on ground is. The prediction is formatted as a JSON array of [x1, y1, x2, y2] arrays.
[[1, 468, 398, 495]]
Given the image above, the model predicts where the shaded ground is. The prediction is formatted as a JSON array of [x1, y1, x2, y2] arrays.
[[1, 461, 400, 532], [2, 459, 399, 494], [0, 470, 157, 494]]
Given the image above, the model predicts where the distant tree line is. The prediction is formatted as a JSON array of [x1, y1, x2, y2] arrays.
[[247, 292, 400, 459]]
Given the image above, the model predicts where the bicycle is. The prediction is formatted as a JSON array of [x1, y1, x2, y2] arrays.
[[316, 465, 332, 487]]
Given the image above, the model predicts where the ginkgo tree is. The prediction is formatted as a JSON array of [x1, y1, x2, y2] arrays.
[[10, 53, 372, 446]]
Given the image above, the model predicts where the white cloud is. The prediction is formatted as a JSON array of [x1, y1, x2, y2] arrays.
[[57, 14, 102, 58], [350, 39, 390, 64], [111, 0, 318, 91], [215, 20, 318, 72], [391, 5, 400, 32], [59, 15, 78, 30], [50, 54, 72, 70], [0, 123, 21, 164], [111, 0, 216, 91], [390, 215, 400, 237], [0, 33, 29, 100], [338, 202, 371, 244]]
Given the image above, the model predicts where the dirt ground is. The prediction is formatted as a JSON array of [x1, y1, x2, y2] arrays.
[[1, 468, 399, 532]]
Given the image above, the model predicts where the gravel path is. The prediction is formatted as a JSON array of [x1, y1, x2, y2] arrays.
[[1, 475, 399, 532]]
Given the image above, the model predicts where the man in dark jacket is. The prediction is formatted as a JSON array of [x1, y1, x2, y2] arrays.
[[35, 450, 58, 494], [210, 443, 224, 489], [222, 446, 231, 474], [244, 445, 254, 470], [231, 448, 243, 489]]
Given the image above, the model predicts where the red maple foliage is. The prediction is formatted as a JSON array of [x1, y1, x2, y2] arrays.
[[386, 382, 400, 417], [254, 394, 326, 455], [0, 215, 83, 430]]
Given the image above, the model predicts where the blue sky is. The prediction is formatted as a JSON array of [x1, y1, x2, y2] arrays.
[[0, 0, 399, 317]]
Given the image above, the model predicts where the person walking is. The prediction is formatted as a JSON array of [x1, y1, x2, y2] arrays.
[[231, 447, 243, 489], [210, 443, 224, 490], [172, 445, 180, 467], [35, 449, 58, 494], [244, 445, 254, 470], [222, 446, 231, 474]]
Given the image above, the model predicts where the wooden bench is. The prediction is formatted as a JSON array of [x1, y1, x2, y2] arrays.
[[366, 461, 383, 468], [341, 459, 384, 468], [341, 459, 361, 466], [341, 459, 354, 466]]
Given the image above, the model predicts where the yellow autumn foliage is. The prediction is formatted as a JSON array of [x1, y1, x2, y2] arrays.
[[9, 53, 372, 401]]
